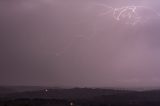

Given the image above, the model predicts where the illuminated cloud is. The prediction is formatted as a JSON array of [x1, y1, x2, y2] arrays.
[[1, 0, 160, 88]]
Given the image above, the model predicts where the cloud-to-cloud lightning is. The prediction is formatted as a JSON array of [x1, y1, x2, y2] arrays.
[[95, 1, 160, 26], [56, 1, 160, 56]]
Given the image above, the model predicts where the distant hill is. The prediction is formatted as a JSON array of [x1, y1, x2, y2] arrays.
[[0, 86, 49, 97], [2, 88, 136, 100], [1, 86, 160, 100], [0, 87, 16, 95]]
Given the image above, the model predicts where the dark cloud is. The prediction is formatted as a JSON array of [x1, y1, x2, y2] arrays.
[[1, 0, 160, 88]]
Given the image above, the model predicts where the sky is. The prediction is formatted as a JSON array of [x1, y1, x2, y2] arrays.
[[1, 0, 160, 88]]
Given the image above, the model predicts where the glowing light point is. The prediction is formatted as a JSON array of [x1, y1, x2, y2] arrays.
[[45, 89, 48, 92], [70, 102, 74, 106]]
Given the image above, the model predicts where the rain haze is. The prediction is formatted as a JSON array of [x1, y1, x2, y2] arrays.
[[1, 0, 160, 89]]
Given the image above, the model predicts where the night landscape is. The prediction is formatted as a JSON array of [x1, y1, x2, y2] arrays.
[[1, 0, 160, 106]]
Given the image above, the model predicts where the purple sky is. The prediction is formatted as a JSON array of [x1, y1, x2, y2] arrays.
[[1, 0, 160, 88]]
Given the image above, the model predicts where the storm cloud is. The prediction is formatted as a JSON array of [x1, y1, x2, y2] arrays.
[[1, 0, 160, 88]]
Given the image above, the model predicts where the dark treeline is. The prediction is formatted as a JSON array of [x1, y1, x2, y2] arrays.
[[1, 95, 160, 106], [0, 98, 69, 106]]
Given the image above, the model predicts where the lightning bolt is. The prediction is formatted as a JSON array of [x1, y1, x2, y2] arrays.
[[55, 2, 160, 56], [95, 3, 160, 26]]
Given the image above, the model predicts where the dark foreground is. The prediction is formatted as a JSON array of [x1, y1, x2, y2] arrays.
[[1, 87, 160, 106], [0, 98, 160, 106]]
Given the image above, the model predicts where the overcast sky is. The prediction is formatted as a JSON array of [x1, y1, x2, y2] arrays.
[[1, 0, 160, 88]]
